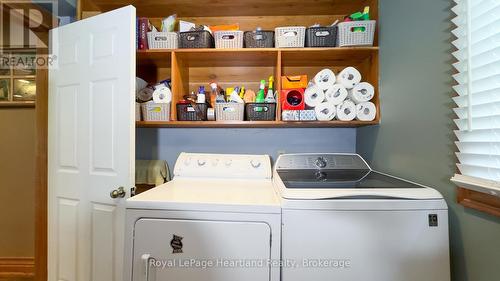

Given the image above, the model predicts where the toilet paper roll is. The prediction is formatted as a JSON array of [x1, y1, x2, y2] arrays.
[[137, 86, 154, 102], [304, 84, 325, 108], [313, 69, 336, 91], [325, 84, 348, 105], [336, 100, 357, 121], [349, 82, 375, 104], [314, 102, 337, 121], [338, 67, 362, 89], [356, 102, 377, 121], [152, 86, 172, 103], [207, 108, 216, 121]]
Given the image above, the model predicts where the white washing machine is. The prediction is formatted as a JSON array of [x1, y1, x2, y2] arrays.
[[273, 153, 450, 281], [124, 153, 281, 281]]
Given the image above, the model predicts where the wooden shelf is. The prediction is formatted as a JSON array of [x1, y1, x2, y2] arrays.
[[137, 120, 379, 128]]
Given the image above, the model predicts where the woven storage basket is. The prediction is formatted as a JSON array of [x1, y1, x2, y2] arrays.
[[215, 31, 244, 49], [176, 103, 208, 121], [305, 26, 337, 47], [337, 20, 376, 47], [244, 31, 274, 48], [245, 103, 276, 121], [275, 26, 306, 48], [135, 102, 141, 121], [215, 103, 245, 121], [179, 30, 214, 48], [141, 101, 171, 121], [147, 32, 178, 49]]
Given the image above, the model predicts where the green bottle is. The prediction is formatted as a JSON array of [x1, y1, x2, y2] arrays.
[[256, 80, 266, 103]]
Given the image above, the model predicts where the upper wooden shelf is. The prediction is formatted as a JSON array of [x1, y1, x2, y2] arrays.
[[82, 0, 375, 17]]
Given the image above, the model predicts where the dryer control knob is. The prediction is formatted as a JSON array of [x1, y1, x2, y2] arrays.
[[250, 159, 261, 168], [225, 159, 233, 167], [197, 159, 206, 166], [184, 157, 192, 166]]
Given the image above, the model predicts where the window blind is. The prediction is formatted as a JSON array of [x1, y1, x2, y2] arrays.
[[451, 0, 500, 197]]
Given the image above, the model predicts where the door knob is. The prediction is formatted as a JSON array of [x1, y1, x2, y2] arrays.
[[110, 186, 126, 199]]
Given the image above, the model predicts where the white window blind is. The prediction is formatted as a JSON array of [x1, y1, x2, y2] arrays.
[[451, 0, 500, 197]]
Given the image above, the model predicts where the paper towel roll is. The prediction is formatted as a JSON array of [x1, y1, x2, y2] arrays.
[[356, 102, 377, 121], [137, 86, 154, 102], [336, 100, 357, 121], [325, 84, 348, 105], [338, 67, 362, 89], [349, 82, 375, 104], [314, 102, 336, 121], [304, 84, 325, 108], [314, 69, 336, 91], [152, 86, 172, 103]]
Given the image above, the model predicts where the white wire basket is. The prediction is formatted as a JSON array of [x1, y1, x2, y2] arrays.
[[337, 20, 376, 47], [214, 31, 244, 49], [215, 103, 245, 121], [136, 102, 141, 121], [275, 26, 306, 48], [141, 101, 171, 121], [147, 32, 178, 49]]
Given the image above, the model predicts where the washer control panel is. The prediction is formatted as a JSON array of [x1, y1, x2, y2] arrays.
[[275, 154, 369, 170], [174, 153, 272, 179]]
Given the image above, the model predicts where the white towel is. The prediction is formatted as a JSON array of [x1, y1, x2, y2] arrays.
[[135, 160, 170, 186]]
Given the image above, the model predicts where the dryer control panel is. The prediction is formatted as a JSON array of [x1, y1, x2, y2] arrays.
[[174, 153, 272, 179], [275, 153, 370, 170]]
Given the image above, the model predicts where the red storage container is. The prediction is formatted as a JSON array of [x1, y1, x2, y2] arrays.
[[281, 88, 305, 110]]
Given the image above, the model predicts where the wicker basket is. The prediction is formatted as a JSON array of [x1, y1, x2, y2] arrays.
[[245, 103, 276, 121], [305, 26, 337, 47], [179, 30, 214, 48], [147, 32, 178, 49], [136, 102, 141, 121], [176, 103, 208, 121], [215, 103, 244, 121], [215, 31, 244, 49], [244, 31, 274, 48], [337, 20, 376, 47], [141, 101, 171, 121], [275, 26, 306, 48]]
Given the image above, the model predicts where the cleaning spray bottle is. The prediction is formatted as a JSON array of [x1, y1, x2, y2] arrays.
[[265, 76, 276, 103], [256, 80, 266, 103]]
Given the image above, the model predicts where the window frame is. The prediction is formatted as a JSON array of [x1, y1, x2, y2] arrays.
[[0, 48, 37, 107]]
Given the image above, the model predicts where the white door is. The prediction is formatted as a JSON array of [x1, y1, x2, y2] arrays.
[[48, 6, 135, 281]]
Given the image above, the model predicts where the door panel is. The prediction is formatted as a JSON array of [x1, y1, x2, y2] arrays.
[[48, 6, 136, 281], [133, 219, 272, 281]]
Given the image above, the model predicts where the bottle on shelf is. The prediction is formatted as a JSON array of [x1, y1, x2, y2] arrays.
[[197, 86, 206, 104], [256, 80, 266, 103], [265, 76, 276, 103]]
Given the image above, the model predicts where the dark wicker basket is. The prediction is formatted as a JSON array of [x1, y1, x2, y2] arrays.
[[244, 31, 274, 48], [305, 26, 338, 47], [179, 30, 214, 48], [176, 103, 208, 121], [245, 103, 276, 121]]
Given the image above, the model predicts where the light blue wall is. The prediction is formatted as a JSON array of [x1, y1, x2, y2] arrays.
[[136, 128, 356, 167], [357, 0, 500, 280]]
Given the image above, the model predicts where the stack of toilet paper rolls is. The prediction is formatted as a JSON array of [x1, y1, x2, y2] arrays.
[[304, 67, 377, 121]]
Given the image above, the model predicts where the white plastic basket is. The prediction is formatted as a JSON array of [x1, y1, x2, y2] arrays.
[[215, 103, 244, 121], [141, 101, 171, 121], [337, 20, 376, 47], [214, 31, 244, 49], [147, 32, 178, 49], [275, 26, 306, 48], [136, 102, 141, 121]]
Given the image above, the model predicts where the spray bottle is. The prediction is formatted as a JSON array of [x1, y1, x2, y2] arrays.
[[264, 76, 276, 103], [256, 80, 266, 103]]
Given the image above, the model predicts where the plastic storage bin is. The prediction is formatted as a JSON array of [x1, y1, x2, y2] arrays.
[[275, 26, 306, 48], [337, 20, 376, 47], [245, 103, 276, 121], [147, 32, 178, 49], [176, 103, 208, 121], [305, 26, 337, 47], [179, 30, 215, 48], [136, 102, 141, 121], [215, 31, 244, 49], [244, 31, 274, 48], [141, 101, 171, 121], [215, 103, 244, 121]]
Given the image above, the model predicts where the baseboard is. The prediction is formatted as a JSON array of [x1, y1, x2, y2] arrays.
[[0, 257, 34, 277]]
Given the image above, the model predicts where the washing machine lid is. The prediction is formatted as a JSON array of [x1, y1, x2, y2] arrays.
[[273, 153, 444, 200]]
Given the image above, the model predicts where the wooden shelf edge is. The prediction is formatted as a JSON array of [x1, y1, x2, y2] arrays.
[[458, 187, 500, 217], [136, 120, 380, 128], [0, 101, 36, 108]]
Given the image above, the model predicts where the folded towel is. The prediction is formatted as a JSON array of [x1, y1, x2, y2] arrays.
[[135, 160, 170, 186]]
